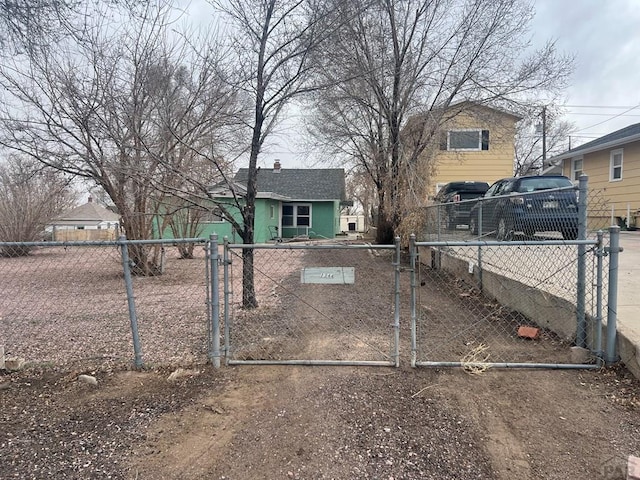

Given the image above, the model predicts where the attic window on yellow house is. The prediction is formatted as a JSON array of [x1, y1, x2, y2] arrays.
[[440, 129, 489, 151]]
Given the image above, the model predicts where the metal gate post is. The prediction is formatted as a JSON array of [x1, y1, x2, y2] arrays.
[[606, 226, 622, 364], [223, 236, 231, 365], [118, 235, 143, 368], [409, 234, 417, 367], [209, 234, 221, 368], [576, 174, 588, 347], [477, 201, 484, 290], [393, 236, 401, 367], [595, 230, 604, 367]]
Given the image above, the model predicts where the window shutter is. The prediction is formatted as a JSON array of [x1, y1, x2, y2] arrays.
[[481, 130, 489, 150], [439, 132, 448, 150]]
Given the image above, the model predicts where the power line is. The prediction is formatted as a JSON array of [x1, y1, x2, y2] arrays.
[[573, 103, 640, 133], [564, 104, 640, 109], [565, 112, 640, 117]]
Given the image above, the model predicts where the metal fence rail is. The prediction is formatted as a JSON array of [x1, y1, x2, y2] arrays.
[[222, 240, 401, 366]]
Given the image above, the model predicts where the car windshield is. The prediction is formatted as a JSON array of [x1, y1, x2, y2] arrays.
[[515, 177, 573, 193], [445, 182, 489, 193]]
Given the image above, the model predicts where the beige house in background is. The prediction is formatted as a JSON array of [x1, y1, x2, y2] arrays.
[[50, 197, 120, 241], [546, 123, 640, 228], [406, 101, 522, 198]]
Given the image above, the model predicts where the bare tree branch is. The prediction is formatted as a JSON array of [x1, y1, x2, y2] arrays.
[[308, 0, 574, 242], [0, 1, 241, 273]]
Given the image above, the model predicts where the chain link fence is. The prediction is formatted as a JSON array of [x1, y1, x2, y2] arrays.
[[222, 241, 401, 366], [409, 238, 609, 368], [0, 176, 621, 372], [0, 239, 212, 370], [409, 176, 618, 369]]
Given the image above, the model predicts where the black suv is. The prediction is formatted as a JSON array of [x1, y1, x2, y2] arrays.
[[469, 175, 578, 240], [433, 181, 490, 229]]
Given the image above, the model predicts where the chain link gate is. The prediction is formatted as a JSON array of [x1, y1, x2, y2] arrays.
[[220, 239, 401, 366], [405, 175, 625, 370], [408, 233, 616, 369]]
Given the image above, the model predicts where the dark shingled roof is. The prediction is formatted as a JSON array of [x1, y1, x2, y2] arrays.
[[566, 123, 640, 154], [234, 167, 347, 201]]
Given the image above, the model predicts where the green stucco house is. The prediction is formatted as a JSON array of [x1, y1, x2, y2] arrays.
[[201, 161, 349, 243]]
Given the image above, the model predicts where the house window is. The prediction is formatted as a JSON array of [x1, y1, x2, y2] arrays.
[[282, 203, 311, 227], [610, 149, 623, 182], [270, 204, 275, 219], [571, 158, 583, 181], [441, 129, 489, 151]]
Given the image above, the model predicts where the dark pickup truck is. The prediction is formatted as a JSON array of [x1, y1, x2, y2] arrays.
[[433, 181, 490, 229]]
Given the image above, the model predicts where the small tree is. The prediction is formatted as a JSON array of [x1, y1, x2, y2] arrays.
[[0, 156, 75, 256], [165, 203, 205, 259], [212, 0, 333, 307]]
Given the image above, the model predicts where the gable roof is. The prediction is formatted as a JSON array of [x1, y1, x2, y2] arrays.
[[233, 167, 347, 201], [403, 100, 522, 139], [445, 100, 523, 122], [52, 200, 120, 227], [549, 123, 640, 163]]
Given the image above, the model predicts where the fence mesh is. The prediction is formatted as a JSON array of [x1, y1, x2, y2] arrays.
[[224, 243, 399, 365], [0, 223, 614, 371], [413, 240, 605, 366], [0, 241, 210, 369], [410, 183, 613, 367]]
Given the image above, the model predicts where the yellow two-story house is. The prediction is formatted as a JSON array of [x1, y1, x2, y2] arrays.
[[406, 101, 522, 197]]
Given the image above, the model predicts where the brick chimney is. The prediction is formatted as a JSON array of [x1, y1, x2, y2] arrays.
[[273, 160, 281, 172]]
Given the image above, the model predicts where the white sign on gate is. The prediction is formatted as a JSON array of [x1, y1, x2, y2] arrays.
[[300, 267, 355, 284]]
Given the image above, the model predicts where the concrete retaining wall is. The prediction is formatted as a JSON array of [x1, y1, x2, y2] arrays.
[[420, 245, 640, 378]]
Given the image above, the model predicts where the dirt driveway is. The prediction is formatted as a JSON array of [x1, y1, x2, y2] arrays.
[[1, 362, 639, 479], [1, 245, 639, 479]]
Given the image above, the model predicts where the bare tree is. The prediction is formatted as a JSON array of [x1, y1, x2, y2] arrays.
[[309, 0, 573, 242], [212, 0, 332, 307], [0, 0, 70, 51], [0, 0, 141, 54], [345, 166, 377, 231], [0, 2, 239, 274], [0, 156, 75, 256], [160, 154, 235, 259]]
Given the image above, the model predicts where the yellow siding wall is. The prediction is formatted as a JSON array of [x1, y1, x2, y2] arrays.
[[430, 108, 517, 195], [562, 139, 640, 226], [53, 228, 119, 241]]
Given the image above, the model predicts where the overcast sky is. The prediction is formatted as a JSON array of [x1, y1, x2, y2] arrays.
[[270, 0, 640, 165], [531, 0, 640, 147], [183, 0, 640, 165]]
